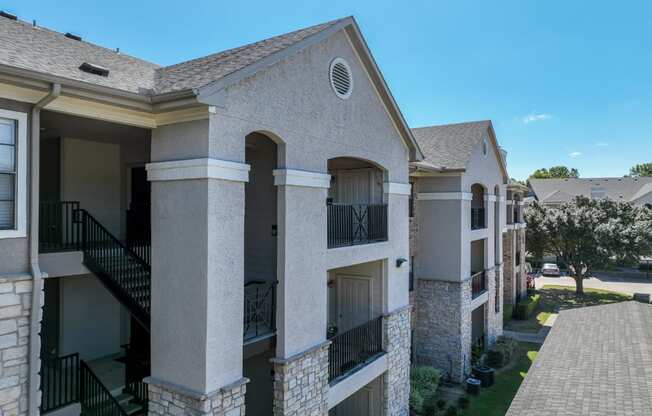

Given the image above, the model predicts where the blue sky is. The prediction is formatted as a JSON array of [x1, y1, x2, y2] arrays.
[[5, 0, 652, 180]]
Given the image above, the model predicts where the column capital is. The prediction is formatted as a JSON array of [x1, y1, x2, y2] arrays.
[[146, 158, 250, 182], [272, 169, 331, 188]]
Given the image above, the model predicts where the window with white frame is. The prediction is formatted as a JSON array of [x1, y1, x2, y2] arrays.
[[0, 110, 27, 238]]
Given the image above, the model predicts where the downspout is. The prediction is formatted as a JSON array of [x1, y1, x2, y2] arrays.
[[28, 83, 60, 416]]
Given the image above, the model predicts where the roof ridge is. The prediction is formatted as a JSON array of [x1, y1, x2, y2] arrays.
[[412, 120, 491, 130], [158, 17, 347, 72]]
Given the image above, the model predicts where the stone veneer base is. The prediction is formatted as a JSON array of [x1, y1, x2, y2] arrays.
[[383, 305, 412, 416], [0, 275, 32, 416], [148, 378, 248, 416], [270, 342, 329, 416]]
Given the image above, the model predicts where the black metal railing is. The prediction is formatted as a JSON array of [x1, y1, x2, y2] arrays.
[[471, 271, 487, 299], [513, 206, 520, 223], [122, 343, 150, 411], [126, 240, 151, 267], [327, 316, 384, 383], [40, 353, 80, 414], [79, 361, 128, 416], [81, 209, 151, 328], [471, 207, 486, 230], [244, 281, 277, 342], [327, 203, 388, 248], [39, 201, 81, 253]]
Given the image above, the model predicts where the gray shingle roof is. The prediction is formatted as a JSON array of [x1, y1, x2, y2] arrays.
[[0, 16, 344, 96], [153, 18, 344, 95], [411, 121, 491, 171], [507, 301, 652, 416], [529, 177, 652, 204], [0, 17, 159, 94]]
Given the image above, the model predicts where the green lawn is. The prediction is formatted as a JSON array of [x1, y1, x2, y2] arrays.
[[504, 285, 631, 333], [460, 342, 540, 416]]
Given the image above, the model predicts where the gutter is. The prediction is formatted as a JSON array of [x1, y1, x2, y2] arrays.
[[28, 83, 60, 416]]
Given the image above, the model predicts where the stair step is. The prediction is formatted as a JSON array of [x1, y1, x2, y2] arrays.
[[123, 402, 145, 415]]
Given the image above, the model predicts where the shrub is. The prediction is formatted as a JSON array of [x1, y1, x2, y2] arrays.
[[502, 303, 514, 323], [457, 396, 470, 409], [485, 336, 518, 368], [445, 406, 458, 416], [410, 366, 442, 414], [436, 399, 447, 410], [514, 293, 540, 320]]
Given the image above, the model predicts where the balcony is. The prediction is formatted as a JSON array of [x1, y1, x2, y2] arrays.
[[327, 316, 384, 383], [327, 203, 388, 249], [471, 208, 486, 230], [471, 271, 487, 299]]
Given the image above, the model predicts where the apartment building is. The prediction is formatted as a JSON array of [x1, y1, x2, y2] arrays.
[[0, 15, 420, 416], [408, 121, 508, 383], [502, 182, 528, 310], [529, 177, 652, 208]]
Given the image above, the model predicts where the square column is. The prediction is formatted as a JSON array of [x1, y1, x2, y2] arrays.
[[147, 145, 250, 415], [272, 169, 330, 416]]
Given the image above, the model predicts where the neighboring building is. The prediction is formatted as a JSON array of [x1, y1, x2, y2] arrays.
[[502, 182, 528, 311], [507, 301, 652, 416], [529, 177, 652, 208], [0, 14, 421, 416], [408, 121, 508, 383]]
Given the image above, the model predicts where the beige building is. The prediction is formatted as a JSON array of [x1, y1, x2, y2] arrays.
[[408, 121, 508, 383], [0, 15, 420, 416], [502, 182, 528, 311]]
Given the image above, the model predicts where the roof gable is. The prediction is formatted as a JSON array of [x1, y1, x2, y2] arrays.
[[410, 120, 508, 180]]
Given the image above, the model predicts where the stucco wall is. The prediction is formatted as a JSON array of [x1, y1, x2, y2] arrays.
[[59, 275, 123, 360], [149, 27, 410, 400]]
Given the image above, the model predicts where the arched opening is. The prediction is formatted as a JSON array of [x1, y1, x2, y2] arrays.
[[243, 132, 278, 416], [326, 157, 387, 248], [471, 184, 486, 230]]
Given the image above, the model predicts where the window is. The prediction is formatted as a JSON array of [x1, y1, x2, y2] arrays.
[[0, 110, 27, 239], [409, 181, 415, 218], [516, 251, 521, 266], [590, 186, 605, 200]]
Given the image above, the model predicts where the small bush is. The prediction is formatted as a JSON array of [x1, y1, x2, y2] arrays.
[[436, 399, 447, 410], [445, 406, 458, 416], [457, 396, 470, 409], [410, 366, 441, 414], [485, 336, 518, 368], [502, 303, 514, 323], [514, 293, 540, 320]]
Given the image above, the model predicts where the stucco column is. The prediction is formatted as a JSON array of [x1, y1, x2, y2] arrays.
[[272, 169, 330, 416], [146, 120, 249, 416]]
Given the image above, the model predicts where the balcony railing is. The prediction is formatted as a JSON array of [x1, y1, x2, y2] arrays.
[[40, 353, 80, 414], [39, 201, 81, 253], [471, 207, 485, 230], [327, 316, 384, 383], [471, 271, 487, 299], [244, 281, 277, 342], [513, 206, 520, 224], [327, 203, 388, 248]]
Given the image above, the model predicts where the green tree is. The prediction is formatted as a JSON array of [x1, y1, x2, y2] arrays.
[[525, 197, 652, 295], [630, 163, 652, 177], [529, 166, 579, 179]]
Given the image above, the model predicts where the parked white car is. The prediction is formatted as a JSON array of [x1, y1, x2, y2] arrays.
[[541, 263, 561, 277]]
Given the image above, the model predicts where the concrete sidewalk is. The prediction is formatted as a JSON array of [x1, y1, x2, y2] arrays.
[[535, 274, 652, 296]]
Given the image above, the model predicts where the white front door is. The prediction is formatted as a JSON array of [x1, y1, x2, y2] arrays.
[[337, 276, 372, 333]]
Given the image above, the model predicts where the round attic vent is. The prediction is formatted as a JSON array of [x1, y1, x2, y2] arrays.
[[329, 58, 353, 99]]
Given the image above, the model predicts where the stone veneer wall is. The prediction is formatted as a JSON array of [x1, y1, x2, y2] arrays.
[[408, 180, 419, 331], [148, 378, 247, 416], [0, 275, 32, 416], [414, 279, 471, 383], [517, 228, 527, 300], [382, 306, 411, 416], [484, 268, 502, 345], [502, 230, 515, 305], [271, 342, 329, 416]]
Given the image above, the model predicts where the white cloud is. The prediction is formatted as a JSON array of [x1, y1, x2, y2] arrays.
[[569, 151, 582, 159], [595, 142, 609, 147], [522, 113, 552, 124]]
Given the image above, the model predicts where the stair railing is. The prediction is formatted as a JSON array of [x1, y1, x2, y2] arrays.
[[40, 353, 80, 413], [79, 209, 151, 328], [79, 361, 128, 416]]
